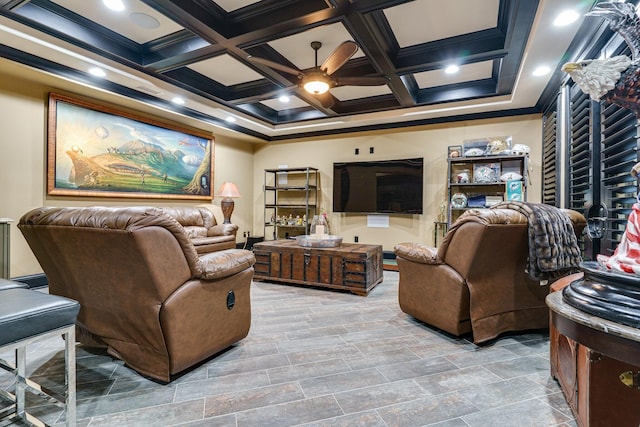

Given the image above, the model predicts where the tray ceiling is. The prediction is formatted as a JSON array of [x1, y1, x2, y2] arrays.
[[0, 0, 602, 141]]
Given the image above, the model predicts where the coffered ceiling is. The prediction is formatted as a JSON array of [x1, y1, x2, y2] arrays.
[[0, 0, 602, 141]]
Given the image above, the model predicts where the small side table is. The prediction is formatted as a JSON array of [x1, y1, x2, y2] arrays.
[[547, 290, 640, 427], [433, 221, 448, 246]]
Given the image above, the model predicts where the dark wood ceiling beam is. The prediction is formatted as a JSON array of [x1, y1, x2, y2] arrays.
[[236, 103, 279, 123], [277, 108, 327, 122], [417, 80, 498, 105], [2, 0, 31, 9], [142, 31, 211, 67], [337, 4, 415, 107], [349, 0, 414, 15], [495, 0, 540, 94], [393, 30, 507, 73], [142, 0, 345, 115], [332, 95, 399, 115], [228, 82, 297, 104], [143, 0, 339, 49], [140, 0, 411, 119]]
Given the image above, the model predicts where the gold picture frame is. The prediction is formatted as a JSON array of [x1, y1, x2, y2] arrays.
[[47, 92, 214, 200]]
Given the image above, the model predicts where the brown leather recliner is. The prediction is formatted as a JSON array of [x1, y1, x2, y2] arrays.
[[394, 207, 586, 344], [18, 206, 255, 382], [160, 206, 238, 253]]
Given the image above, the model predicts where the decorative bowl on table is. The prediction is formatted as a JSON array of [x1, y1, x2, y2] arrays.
[[295, 235, 343, 248]]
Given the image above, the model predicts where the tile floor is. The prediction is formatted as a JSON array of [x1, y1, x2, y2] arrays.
[[1, 272, 576, 426]]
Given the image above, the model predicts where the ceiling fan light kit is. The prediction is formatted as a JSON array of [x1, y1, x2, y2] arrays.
[[303, 72, 330, 94], [249, 40, 386, 104]]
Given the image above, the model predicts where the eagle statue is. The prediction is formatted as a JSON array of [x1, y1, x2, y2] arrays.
[[562, 1, 640, 116]]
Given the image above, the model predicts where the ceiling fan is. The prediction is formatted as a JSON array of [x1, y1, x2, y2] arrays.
[[248, 41, 388, 108]]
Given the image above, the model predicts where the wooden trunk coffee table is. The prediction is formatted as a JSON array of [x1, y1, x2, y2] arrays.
[[253, 240, 383, 296]]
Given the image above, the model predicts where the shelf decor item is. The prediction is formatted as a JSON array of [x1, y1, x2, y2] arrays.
[[506, 180, 524, 201], [473, 163, 500, 183], [485, 136, 512, 155], [463, 138, 489, 157], [310, 214, 329, 236], [451, 193, 468, 209], [455, 169, 470, 183], [448, 145, 462, 158]]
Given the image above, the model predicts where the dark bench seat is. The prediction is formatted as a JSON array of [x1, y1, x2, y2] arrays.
[[0, 282, 79, 426]]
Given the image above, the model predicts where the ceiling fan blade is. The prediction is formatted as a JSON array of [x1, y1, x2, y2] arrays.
[[335, 76, 388, 86], [316, 92, 335, 109], [247, 56, 303, 77], [321, 41, 358, 76]]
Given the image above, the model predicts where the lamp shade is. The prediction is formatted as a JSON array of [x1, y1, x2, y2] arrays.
[[215, 182, 241, 199]]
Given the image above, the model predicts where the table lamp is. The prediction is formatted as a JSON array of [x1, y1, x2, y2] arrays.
[[216, 182, 241, 224]]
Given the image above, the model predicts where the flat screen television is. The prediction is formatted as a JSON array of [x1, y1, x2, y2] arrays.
[[333, 158, 423, 214]]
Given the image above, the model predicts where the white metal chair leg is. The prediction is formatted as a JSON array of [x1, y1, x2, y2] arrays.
[[15, 347, 26, 418], [64, 328, 76, 426]]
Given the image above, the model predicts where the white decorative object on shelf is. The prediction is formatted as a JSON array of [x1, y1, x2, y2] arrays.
[[500, 172, 523, 181]]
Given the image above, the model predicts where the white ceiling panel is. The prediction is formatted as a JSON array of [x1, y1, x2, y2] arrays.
[[331, 85, 392, 101], [212, 0, 261, 12], [414, 61, 494, 89], [267, 23, 364, 71], [385, 0, 500, 47], [51, 0, 184, 44], [261, 96, 310, 111], [188, 54, 264, 86]]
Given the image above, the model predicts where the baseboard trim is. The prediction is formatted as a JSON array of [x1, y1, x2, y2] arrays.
[[10, 273, 48, 289]]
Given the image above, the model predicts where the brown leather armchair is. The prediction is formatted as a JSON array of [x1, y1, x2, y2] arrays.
[[394, 207, 586, 344], [18, 206, 255, 382], [160, 206, 238, 253]]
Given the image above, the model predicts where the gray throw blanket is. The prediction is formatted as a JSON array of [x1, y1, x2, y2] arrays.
[[492, 201, 582, 280]]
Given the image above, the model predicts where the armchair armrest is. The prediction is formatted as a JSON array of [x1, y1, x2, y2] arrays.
[[208, 224, 238, 236], [394, 242, 442, 265], [198, 249, 255, 280]]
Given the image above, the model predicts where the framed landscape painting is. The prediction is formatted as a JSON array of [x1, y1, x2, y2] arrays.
[[47, 93, 214, 200]]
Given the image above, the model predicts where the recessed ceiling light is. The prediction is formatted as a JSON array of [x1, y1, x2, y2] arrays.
[[225, 117, 236, 123], [532, 66, 551, 76], [103, 0, 125, 12], [554, 10, 579, 26], [130, 12, 160, 29], [88, 67, 106, 77], [445, 65, 459, 74], [171, 97, 185, 105], [279, 95, 290, 103]]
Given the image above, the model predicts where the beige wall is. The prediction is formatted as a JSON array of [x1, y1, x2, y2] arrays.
[[254, 116, 543, 251], [1, 59, 543, 278], [0, 61, 255, 277]]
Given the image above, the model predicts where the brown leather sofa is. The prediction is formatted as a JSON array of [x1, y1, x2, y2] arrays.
[[394, 207, 586, 344], [160, 206, 238, 253], [18, 206, 255, 382]]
